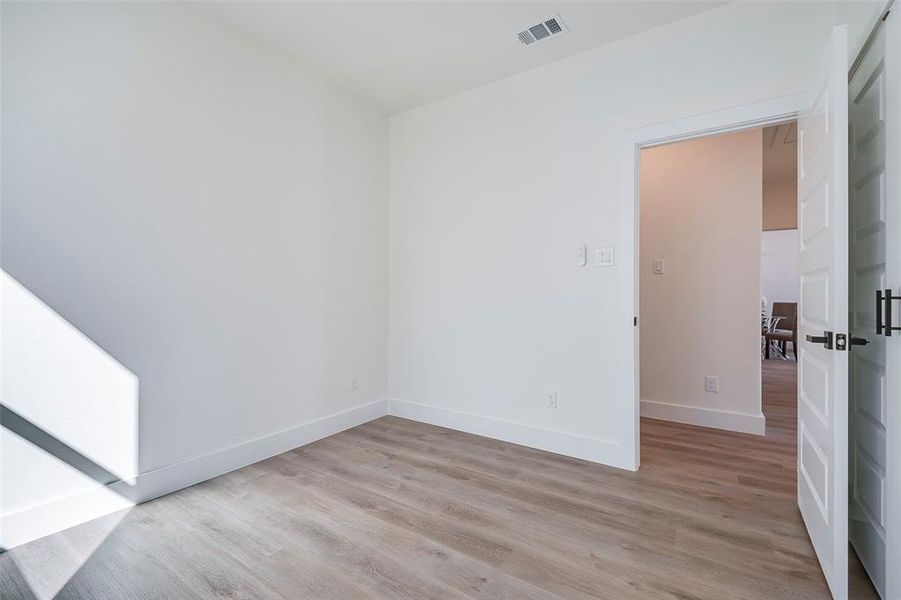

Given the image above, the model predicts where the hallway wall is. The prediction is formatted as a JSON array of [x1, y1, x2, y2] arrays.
[[762, 229, 800, 310], [639, 129, 764, 434]]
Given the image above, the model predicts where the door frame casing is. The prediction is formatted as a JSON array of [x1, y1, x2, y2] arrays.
[[615, 94, 804, 471]]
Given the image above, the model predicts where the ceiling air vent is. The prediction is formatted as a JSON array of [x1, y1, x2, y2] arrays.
[[515, 14, 567, 47]]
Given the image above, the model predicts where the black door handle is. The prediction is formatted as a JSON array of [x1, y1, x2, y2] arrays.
[[806, 331, 834, 349], [850, 337, 869, 346], [878, 288, 901, 336], [889, 289, 894, 337]]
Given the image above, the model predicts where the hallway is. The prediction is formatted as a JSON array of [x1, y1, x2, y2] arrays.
[[638, 359, 828, 597]]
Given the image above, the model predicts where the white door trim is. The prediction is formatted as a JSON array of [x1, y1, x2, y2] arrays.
[[615, 94, 804, 471]]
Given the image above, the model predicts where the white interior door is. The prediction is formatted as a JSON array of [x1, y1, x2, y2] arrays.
[[797, 25, 849, 599], [882, 7, 901, 600], [848, 13, 889, 598]]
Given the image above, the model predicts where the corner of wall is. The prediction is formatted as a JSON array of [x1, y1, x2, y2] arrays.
[[386, 398, 630, 469]]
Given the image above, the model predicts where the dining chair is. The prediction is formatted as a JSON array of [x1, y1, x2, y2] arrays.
[[764, 302, 797, 360]]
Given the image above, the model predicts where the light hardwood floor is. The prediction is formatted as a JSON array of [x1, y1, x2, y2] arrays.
[[0, 361, 877, 599]]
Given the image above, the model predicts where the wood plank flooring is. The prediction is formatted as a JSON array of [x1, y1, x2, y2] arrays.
[[0, 361, 875, 599]]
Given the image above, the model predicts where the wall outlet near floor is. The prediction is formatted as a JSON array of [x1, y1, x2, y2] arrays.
[[546, 391, 558, 408], [351, 375, 359, 392], [704, 375, 718, 393]]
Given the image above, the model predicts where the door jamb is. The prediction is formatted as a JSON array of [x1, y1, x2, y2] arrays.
[[615, 95, 805, 471]]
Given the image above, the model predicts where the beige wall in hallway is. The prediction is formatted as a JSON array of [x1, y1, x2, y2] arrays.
[[762, 123, 798, 230], [640, 129, 763, 433], [763, 182, 798, 230]]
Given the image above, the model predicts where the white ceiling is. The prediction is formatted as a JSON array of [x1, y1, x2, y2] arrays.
[[198, 1, 728, 114]]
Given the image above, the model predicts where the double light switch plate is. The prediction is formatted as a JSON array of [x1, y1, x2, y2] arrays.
[[577, 245, 615, 267]]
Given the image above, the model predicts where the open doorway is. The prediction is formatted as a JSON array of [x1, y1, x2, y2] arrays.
[[619, 20, 898, 592], [760, 122, 800, 440], [638, 124, 787, 438], [633, 117, 881, 600], [630, 118, 843, 597]]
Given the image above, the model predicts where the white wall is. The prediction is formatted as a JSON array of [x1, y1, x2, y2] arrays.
[[639, 130, 764, 435], [762, 229, 801, 310], [388, 2, 879, 465], [1, 0, 882, 548], [1, 2, 389, 546]]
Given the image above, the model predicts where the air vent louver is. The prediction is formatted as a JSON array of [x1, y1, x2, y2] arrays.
[[529, 23, 550, 41], [514, 13, 567, 47], [517, 30, 535, 45]]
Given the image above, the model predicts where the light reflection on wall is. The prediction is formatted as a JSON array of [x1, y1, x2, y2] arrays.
[[1, 270, 138, 552]]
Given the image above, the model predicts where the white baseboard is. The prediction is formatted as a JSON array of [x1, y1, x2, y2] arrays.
[[4, 397, 636, 550], [387, 399, 628, 469], [640, 399, 766, 435], [134, 399, 388, 503], [0, 481, 134, 551], [1, 399, 388, 550]]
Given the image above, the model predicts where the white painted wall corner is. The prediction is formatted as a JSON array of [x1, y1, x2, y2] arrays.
[[387, 398, 629, 469]]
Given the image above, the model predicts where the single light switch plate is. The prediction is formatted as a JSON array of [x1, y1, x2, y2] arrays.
[[705, 375, 718, 393], [577, 244, 588, 267], [547, 391, 558, 408], [594, 247, 615, 267], [653, 259, 665, 274]]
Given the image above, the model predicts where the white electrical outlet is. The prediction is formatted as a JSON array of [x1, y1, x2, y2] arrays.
[[547, 391, 558, 408], [705, 376, 718, 393], [351, 375, 359, 392]]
